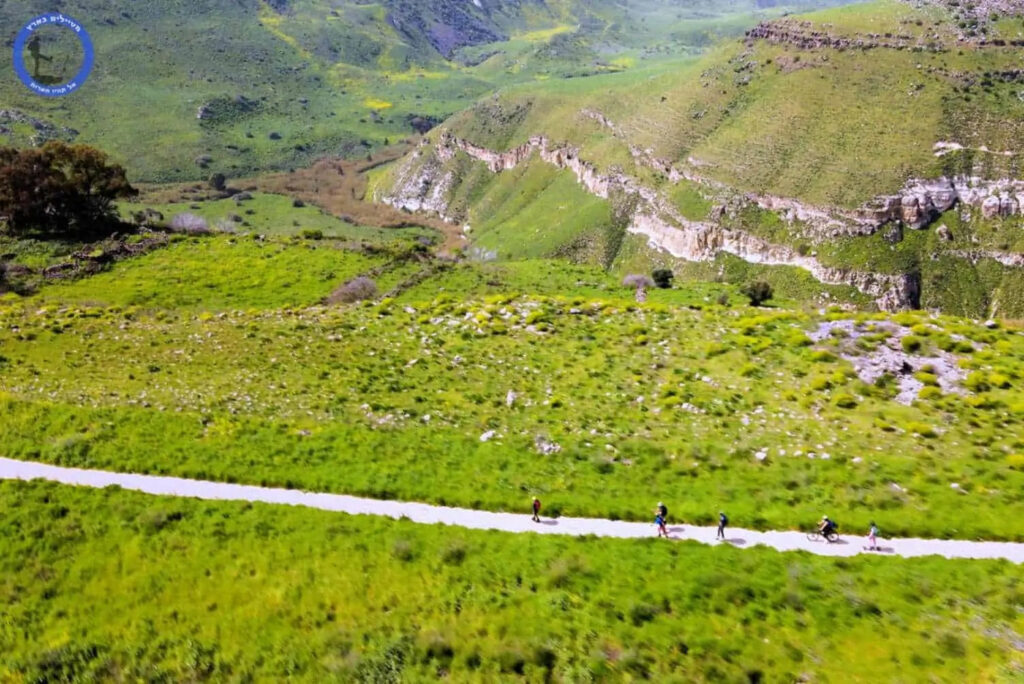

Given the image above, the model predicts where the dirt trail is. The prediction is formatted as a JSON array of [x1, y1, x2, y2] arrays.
[[2, 458, 1020, 563]]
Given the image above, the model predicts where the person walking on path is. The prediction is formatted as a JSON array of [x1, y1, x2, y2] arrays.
[[717, 511, 728, 540], [655, 511, 669, 538], [866, 521, 879, 551], [531, 497, 541, 523], [656, 501, 668, 524]]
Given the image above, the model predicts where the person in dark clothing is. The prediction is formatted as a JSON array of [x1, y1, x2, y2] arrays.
[[656, 501, 668, 523], [27, 35, 53, 80], [531, 497, 541, 523], [717, 511, 728, 540]]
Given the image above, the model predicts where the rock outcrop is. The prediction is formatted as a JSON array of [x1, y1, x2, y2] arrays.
[[383, 132, 922, 310], [745, 21, 931, 52]]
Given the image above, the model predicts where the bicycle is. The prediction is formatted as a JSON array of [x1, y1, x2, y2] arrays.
[[807, 528, 840, 543]]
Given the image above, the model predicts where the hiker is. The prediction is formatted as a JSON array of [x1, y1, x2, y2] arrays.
[[656, 501, 668, 524], [531, 496, 541, 523], [27, 34, 52, 80], [866, 521, 879, 551], [655, 511, 668, 538], [717, 511, 728, 540]]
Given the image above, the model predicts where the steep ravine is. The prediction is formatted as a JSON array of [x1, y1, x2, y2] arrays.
[[381, 133, 922, 310]]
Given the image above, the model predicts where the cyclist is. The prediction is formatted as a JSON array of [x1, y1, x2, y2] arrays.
[[818, 515, 837, 541]]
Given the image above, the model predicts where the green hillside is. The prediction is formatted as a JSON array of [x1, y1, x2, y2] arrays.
[[375, 0, 1024, 317], [2, 230, 1024, 678], [3, 235, 1024, 541], [0, 0, 855, 181]]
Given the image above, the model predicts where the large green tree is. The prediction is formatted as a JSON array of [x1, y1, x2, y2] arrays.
[[0, 141, 136, 238]]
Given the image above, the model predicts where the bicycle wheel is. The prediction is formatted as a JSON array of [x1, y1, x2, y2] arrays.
[[806, 531, 821, 542]]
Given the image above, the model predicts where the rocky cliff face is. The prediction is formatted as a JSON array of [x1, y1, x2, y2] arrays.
[[381, 131, 923, 310], [583, 107, 1024, 239]]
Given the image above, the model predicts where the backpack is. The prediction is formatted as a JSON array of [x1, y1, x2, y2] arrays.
[[720, 514, 728, 525]]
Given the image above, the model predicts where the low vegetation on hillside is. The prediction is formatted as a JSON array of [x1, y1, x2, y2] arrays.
[[1, 234, 1022, 541], [2, 481, 1021, 681]]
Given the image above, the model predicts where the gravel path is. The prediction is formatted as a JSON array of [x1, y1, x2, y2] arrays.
[[2, 457, 1021, 563]]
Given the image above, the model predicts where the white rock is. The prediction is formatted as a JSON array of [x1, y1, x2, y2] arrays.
[[480, 430, 496, 442]]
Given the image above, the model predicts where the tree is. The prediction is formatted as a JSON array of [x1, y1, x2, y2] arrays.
[[741, 280, 773, 306], [651, 269, 674, 289], [0, 141, 136, 238], [208, 172, 226, 192]]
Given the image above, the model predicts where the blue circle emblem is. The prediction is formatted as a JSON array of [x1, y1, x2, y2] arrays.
[[12, 14, 93, 97]]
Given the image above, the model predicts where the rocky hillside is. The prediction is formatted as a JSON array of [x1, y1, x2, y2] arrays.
[[374, 0, 1024, 317]]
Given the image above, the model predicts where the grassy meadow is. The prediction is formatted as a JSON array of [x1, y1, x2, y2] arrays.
[[2, 235, 1023, 541], [1, 480, 1021, 681]]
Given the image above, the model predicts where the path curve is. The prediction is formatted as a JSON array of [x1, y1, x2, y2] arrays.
[[1, 457, 1021, 563]]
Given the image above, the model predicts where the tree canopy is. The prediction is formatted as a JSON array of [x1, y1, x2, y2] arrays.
[[0, 141, 136, 238]]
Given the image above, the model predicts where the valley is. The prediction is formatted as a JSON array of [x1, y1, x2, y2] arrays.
[[1, 0, 1023, 681]]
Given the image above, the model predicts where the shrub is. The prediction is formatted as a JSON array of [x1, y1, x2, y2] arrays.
[[440, 541, 467, 565], [989, 372, 1011, 389], [918, 386, 943, 401], [907, 421, 938, 438], [391, 539, 415, 561], [300, 229, 324, 240], [629, 602, 660, 626], [292, 198, 305, 208], [833, 393, 857, 408], [651, 269, 674, 289], [169, 213, 210, 235], [329, 276, 377, 304], [208, 173, 226, 191], [740, 281, 773, 306], [964, 372, 990, 392], [809, 375, 832, 391], [901, 335, 923, 353]]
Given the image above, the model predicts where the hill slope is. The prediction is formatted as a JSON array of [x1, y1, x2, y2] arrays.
[[375, 0, 1024, 317], [0, 0, 853, 181]]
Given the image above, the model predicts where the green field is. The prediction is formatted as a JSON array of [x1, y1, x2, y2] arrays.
[[118, 192, 438, 242], [1, 480, 1021, 681], [2, 236, 1023, 541]]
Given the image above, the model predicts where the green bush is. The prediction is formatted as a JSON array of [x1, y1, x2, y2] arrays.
[[964, 372, 990, 392], [833, 393, 857, 408], [651, 269, 674, 289], [740, 281, 773, 306], [901, 336, 923, 353]]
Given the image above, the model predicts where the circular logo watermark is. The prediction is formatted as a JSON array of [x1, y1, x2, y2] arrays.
[[12, 13, 93, 97]]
